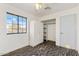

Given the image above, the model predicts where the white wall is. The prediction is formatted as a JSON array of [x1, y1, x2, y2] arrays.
[[0, 4, 37, 55], [47, 24, 56, 41], [40, 6, 79, 52], [30, 20, 43, 47]]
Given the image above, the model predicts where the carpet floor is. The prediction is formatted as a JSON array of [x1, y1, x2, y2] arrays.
[[3, 41, 79, 56]]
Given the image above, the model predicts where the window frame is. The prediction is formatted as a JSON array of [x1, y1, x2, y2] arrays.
[[7, 12, 27, 34]]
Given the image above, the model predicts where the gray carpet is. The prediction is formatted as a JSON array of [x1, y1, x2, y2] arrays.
[[3, 41, 79, 56]]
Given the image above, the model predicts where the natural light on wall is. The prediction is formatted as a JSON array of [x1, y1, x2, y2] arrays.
[[64, 45, 70, 48]]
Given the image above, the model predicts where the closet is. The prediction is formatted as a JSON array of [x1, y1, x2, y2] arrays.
[[42, 19, 56, 42]]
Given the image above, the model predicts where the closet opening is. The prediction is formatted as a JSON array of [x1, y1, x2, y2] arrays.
[[42, 19, 56, 43]]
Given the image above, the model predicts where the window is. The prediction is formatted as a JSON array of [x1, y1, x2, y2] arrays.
[[7, 12, 27, 34]]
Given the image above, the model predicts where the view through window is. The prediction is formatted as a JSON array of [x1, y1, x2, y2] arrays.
[[7, 12, 27, 34]]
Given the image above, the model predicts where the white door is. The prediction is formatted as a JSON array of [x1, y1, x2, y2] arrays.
[[47, 24, 56, 41], [60, 14, 76, 49]]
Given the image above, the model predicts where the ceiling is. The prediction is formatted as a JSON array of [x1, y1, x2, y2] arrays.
[[8, 3, 79, 17]]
